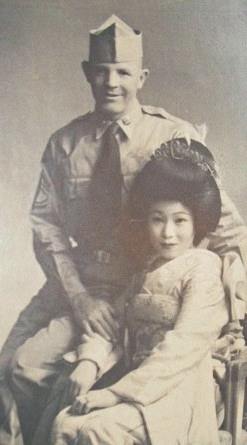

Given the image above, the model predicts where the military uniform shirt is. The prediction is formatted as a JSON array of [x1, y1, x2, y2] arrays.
[[31, 100, 247, 301]]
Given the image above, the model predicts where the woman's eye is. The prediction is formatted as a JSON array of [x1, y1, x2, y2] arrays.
[[174, 217, 185, 224]]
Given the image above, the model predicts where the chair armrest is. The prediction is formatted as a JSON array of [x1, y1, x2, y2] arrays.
[[224, 346, 247, 444], [227, 347, 247, 374], [242, 315, 247, 344]]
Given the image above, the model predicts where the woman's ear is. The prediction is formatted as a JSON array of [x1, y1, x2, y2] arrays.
[[81, 61, 91, 83]]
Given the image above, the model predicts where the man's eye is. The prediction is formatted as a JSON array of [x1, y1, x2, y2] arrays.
[[94, 68, 105, 76], [118, 70, 130, 76]]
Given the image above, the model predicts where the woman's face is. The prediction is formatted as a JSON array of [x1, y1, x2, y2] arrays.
[[147, 200, 195, 261]]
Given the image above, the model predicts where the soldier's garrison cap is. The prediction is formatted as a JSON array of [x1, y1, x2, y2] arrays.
[[88, 14, 143, 63]]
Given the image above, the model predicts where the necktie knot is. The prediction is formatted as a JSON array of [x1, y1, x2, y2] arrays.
[[104, 121, 119, 143]]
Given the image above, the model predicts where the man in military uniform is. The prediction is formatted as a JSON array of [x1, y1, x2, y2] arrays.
[[1, 15, 247, 445]]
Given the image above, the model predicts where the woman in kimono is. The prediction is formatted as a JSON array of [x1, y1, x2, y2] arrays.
[[50, 138, 230, 445]]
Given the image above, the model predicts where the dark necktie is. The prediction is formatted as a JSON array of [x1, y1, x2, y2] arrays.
[[89, 122, 122, 248]]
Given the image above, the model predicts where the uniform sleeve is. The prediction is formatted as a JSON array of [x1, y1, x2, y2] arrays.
[[30, 137, 86, 300], [108, 254, 228, 406], [208, 188, 247, 267], [172, 116, 247, 272], [206, 188, 247, 303], [168, 114, 247, 274], [168, 115, 247, 274], [165, 109, 247, 274]]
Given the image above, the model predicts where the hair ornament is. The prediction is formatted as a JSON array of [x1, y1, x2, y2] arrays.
[[151, 139, 218, 180]]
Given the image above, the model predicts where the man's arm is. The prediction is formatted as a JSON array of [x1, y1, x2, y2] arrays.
[[208, 188, 247, 266], [30, 136, 117, 338], [31, 136, 87, 299], [207, 187, 247, 305], [170, 118, 247, 277]]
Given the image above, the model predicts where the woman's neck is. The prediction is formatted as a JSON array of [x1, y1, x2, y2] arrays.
[[145, 253, 169, 272]]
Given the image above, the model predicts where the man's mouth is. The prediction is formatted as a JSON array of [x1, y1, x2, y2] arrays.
[[104, 92, 122, 99]]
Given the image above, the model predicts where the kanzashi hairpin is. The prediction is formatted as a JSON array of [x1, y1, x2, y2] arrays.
[[151, 139, 218, 179]]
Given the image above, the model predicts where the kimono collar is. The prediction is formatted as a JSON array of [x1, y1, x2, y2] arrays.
[[145, 255, 168, 272]]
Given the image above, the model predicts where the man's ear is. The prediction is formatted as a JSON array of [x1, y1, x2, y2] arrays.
[[138, 68, 150, 90], [82, 61, 92, 83]]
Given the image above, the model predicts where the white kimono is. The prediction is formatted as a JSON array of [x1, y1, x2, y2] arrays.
[[108, 249, 228, 444], [52, 249, 229, 445]]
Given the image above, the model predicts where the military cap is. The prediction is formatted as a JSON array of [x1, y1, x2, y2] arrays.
[[88, 14, 143, 63]]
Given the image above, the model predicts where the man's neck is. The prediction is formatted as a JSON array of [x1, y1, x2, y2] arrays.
[[95, 99, 140, 122]]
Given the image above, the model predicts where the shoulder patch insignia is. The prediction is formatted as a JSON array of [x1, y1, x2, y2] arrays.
[[32, 171, 50, 208]]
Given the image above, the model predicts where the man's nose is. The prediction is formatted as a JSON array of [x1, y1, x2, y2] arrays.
[[106, 71, 119, 87]]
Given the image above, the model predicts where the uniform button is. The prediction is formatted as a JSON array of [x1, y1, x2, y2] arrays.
[[122, 116, 131, 126]]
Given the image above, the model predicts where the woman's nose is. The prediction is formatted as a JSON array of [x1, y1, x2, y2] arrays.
[[161, 221, 175, 238]]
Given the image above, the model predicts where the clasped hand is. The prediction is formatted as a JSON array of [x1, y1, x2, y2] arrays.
[[69, 389, 120, 415], [66, 293, 120, 402], [62, 360, 98, 405]]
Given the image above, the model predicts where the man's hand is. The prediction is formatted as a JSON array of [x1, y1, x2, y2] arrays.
[[61, 360, 98, 406], [69, 389, 120, 415], [171, 122, 206, 145], [72, 293, 119, 341]]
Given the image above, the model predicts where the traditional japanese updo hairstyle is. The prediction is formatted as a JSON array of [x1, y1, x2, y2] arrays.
[[124, 138, 221, 264]]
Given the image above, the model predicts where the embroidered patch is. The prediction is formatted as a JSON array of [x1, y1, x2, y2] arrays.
[[33, 171, 50, 208]]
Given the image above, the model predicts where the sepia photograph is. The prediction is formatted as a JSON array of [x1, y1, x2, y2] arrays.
[[1, 1, 247, 444]]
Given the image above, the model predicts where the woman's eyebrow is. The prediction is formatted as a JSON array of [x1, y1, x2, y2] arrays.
[[173, 211, 190, 216]]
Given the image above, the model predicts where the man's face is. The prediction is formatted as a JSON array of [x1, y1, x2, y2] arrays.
[[83, 61, 148, 119]]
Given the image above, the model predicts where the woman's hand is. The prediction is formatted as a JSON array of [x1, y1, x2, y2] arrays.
[[62, 360, 98, 405], [69, 389, 120, 415]]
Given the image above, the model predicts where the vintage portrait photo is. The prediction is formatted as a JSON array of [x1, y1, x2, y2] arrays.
[[1, 1, 247, 444]]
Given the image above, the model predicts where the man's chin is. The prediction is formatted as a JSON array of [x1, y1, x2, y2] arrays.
[[98, 103, 125, 119]]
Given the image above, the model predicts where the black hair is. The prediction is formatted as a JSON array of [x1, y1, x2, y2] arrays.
[[123, 138, 221, 265]]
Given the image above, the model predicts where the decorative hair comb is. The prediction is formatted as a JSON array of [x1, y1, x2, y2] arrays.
[[151, 139, 218, 179]]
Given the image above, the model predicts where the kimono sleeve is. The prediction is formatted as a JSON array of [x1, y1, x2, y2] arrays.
[[109, 253, 228, 406]]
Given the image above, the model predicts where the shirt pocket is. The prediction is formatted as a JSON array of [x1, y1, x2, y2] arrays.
[[122, 153, 148, 195]]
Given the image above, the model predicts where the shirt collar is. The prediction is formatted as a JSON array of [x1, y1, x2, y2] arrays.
[[94, 100, 142, 141]]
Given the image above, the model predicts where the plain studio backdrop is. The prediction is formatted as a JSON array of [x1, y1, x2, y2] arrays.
[[1, 0, 247, 348]]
